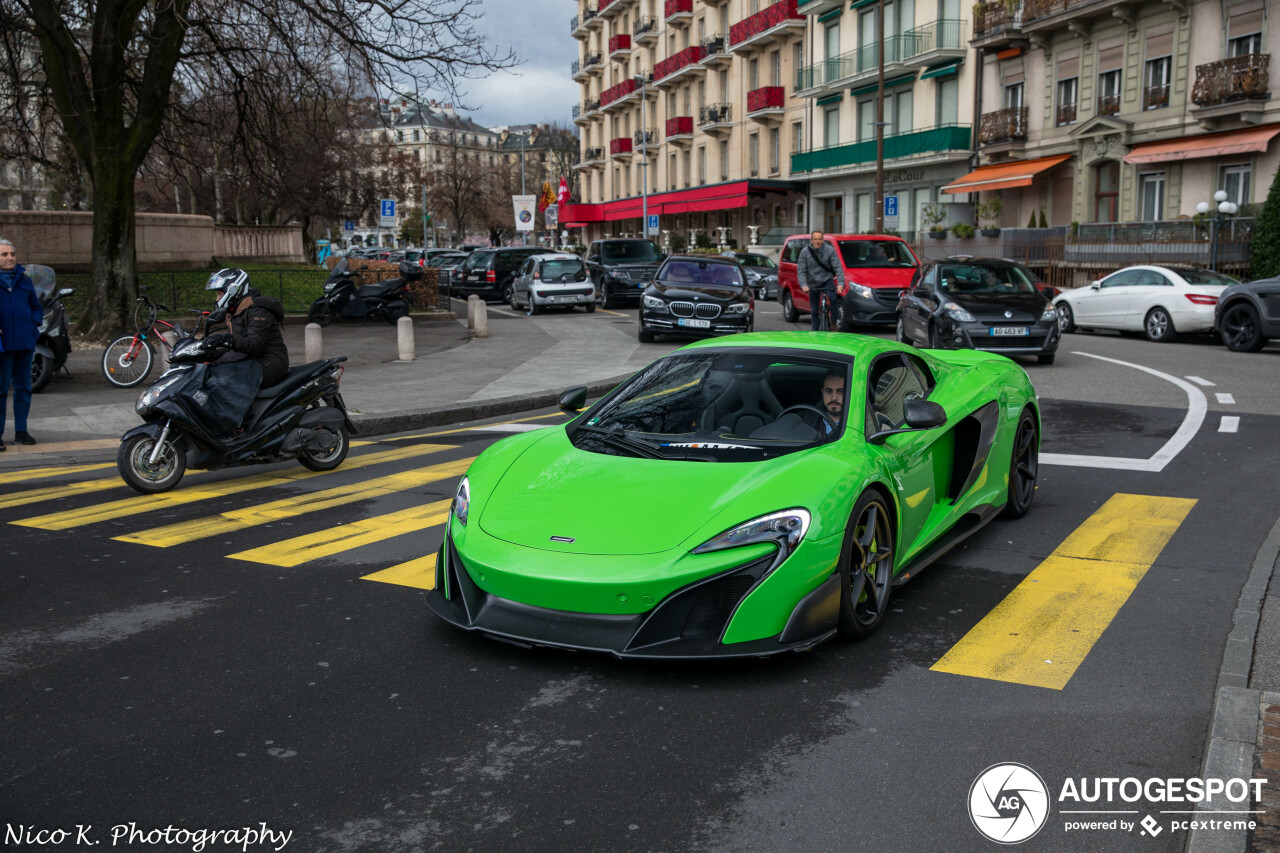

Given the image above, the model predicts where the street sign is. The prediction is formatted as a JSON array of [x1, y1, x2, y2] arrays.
[[379, 199, 396, 228], [883, 195, 899, 231], [342, 220, 355, 233], [647, 214, 659, 235]]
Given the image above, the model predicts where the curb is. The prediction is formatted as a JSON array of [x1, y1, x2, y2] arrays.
[[1188, 511, 1280, 853]]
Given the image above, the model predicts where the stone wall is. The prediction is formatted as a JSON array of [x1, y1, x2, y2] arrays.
[[215, 225, 305, 264]]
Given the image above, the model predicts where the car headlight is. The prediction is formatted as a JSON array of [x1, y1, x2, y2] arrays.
[[1040, 307, 1058, 322], [849, 283, 873, 300], [452, 477, 470, 526], [724, 302, 750, 315], [943, 302, 976, 323], [38, 318, 49, 334], [692, 509, 811, 557], [642, 294, 665, 309]]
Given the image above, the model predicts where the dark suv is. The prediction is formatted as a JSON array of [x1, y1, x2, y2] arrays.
[[452, 247, 545, 301], [585, 238, 663, 308], [1216, 276, 1280, 352]]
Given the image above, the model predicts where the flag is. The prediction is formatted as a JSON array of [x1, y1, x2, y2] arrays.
[[537, 181, 556, 212], [557, 176, 570, 207]]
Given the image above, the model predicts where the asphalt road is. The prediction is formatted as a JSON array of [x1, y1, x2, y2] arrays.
[[1, 311, 1278, 853]]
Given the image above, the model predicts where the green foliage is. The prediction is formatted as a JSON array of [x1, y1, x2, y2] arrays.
[[952, 223, 976, 238], [922, 202, 947, 231], [694, 230, 715, 250], [1028, 210, 1037, 228], [1069, 220, 1080, 237], [1038, 210, 1049, 228], [668, 231, 688, 252], [1251, 166, 1280, 278], [398, 206, 425, 243], [975, 195, 1003, 228], [57, 267, 331, 322]]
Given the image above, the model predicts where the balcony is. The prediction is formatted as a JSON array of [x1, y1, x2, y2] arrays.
[[729, 0, 805, 54], [583, 4, 603, 30], [576, 147, 606, 170], [746, 86, 786, 122], [654, 45, 707, 86], [795, 20, 966, 96], [666, 115, 694, 144], [700, 34, 731, 67], [610, 137, 634, 158], [1192, 54, 1270, 126], [1097, 93, 1120, 117], [572, 104, 583, 124], [972, 0, 1023, 50], [571, 14, 584, 38], [633, 129, 657, 150], [1056, 102, 1077, 126], [572, 59, 587, 82], [665, 0, 692, 24], [699, 103, 733, 133], [906, 19, 967, 68], [1143, 83, 1170, 111], [1023, 0, 1133, 35], [583, 51, 603, 74], [797, 0, 845, 17], [583, 97, 602, 117], [635, 16, 659, 44], [599, 78, 639, 109], [608, 33, 631, 58], [599, 0, 631, 19], [791, 124, 972, 174], [979, 106, 1028, 154]]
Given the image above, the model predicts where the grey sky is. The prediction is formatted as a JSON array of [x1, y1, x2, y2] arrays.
[[434, 0, 580, 128]]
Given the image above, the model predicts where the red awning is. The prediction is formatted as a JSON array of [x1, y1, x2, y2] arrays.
[[564, 181, 799, 224], [942, 155, 1073, 195], [1123, 125, 1280, 164], [557, 202, 604, 227]]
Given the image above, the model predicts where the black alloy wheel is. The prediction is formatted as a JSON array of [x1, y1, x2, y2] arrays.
[[1002, 409, 1039, 519], [1056, 303, 1076, 334], [307, 301, 334, 327], [31, 352, 54, 393], [835, 298, 850, 332], [781, 290, 799, 323], [837, 490, 895, 640], [1220, 303, 1266, 352]]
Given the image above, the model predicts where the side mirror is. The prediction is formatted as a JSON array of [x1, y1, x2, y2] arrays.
[[558, 386, 588, 412], [58, 287, 75, 298], [903, 398, 947, 429], [1090, 280, 1102, 289], [207, 307, 227, 324]]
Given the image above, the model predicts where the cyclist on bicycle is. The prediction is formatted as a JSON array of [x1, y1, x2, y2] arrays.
[[797, 231, 844, 332], [203, 268, 289, 386]]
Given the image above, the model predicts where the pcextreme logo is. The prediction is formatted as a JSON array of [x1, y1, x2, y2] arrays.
[[968, 763, 1052, 844]]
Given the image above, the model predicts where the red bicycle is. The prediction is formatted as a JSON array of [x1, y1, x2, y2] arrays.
[[101, 289, 206, 388]]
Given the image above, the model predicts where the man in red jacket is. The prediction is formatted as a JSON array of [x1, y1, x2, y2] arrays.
[[0, 238, 43, 450]]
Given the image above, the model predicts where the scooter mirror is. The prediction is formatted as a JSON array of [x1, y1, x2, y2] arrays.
[[208, 307, 227, 324], [58, 287, 75, 298]]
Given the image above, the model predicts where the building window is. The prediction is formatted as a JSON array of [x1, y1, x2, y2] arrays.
[[1229, 31, 1262, 57], [1094, 162, 1119, 222], [856, 193, 872, 231], [791, 121, 803, 157], [795, 200, 806, 228], [823, 196, 842, 233], [824, 22, 840, 59], [769, 127, 780, 174], [720, 139, 729, 181], [894, 89, 913, 135], [1144, 56, 1171, 110], [396, 130, 405, 142], [1139, 172, 1166, 221], [698, 147, 707, 184], [748, 58, 759, 90], [1097, 69, 1121, 116], [1056, 77, 1078, 126], [683, 149, 691, 187], [1220, 163, 1251, 206], [770, 50, 781, 86], [670, 153, 677, 189], [936, 77, 959, 126], [823, 105, 840, 147], [1003, 82, 1024, 109], [858, 98, 874, 142], [749, 134, 759, 176]]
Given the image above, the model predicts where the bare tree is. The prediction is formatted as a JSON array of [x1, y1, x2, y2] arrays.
[[426, 131, 490, 246], [0, 0, 516, 337]]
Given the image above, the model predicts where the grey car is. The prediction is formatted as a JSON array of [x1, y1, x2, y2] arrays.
[[1216, 275, 1280, 351], [509, 253, 596, 314], [727, 251, 780, 300]]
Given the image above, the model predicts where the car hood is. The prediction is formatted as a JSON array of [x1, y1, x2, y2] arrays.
[[478, 429, 832, 555], [843, 267, 918, 288], [651, 281, 747, 302], [947, 291, 1049, 322]]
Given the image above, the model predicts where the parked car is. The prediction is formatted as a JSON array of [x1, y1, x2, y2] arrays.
[[638, 254, 753, 342], [897, 257, 1060, 364], [726, 251, 780, 300], [509, 253, 596, 314], [451, 247, 546, 301], [778, 234, 919, 330], [425, 251, 468, 295], [1215, 275, 1280, 352], [1053, 265, 1238, 342], [585, 238, 664, 308]]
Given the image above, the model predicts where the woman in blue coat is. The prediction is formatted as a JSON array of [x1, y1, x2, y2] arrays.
[[0, 238, 44, 450]]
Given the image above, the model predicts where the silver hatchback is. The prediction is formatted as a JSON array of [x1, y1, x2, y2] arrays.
[[508, 254, 596, 315]]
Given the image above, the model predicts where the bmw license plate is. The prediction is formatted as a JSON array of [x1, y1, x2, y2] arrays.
[[989, 326, 1029, 336], [678, 318, 711, 329]]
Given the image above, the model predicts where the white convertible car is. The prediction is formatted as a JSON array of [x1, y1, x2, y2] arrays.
[[1053, 265, 1239, 342]]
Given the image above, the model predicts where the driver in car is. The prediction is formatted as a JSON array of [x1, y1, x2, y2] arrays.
[[817, 370, 844, 434]]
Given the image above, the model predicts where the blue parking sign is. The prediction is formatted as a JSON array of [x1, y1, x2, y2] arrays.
[[884, 195, 898, 217], [380, 199, 395, 217], [343, 220, 355, 232], [647, 214, 659, 234]]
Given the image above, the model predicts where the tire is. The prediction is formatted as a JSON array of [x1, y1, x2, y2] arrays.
[[895, 316, 912, 345], [298, 425, 350, 472], [1037, 352, 1056, 365], [307, 300, 334, 327], [638, 323, 655, 343], [529, 299, 542, 316], [835, 297, 851, 332], [1144, 307, 1176, 342], [1002, 408, 1039, 519], [836, 489, 895, 640], [601, 283, 615, 310], [31, 352, 54, 393], [1056, 303, 1076, 334], [102, 336, 154, 388], [382, 303, 409, 324], [928, 322, 944, 350], [781, 290, 799, 323], [585, 303, 596, 313], [506, 285, 518, 310], [118, 432, 187, 494], [1220, 303, 1267, 352]]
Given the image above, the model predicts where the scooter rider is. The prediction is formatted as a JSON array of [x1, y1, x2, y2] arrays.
[[202, 268, 289, 387]]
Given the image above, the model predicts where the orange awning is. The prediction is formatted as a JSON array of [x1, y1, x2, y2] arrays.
[[942, 155, 1073, 195], [1123, 125, 1280, 165]]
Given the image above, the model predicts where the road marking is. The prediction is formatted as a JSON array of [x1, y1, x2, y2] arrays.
[[387, 411, 570, 442], [362, 554, 437, 589], [111, 457, 472, 546], [931, 493, 1197, 690], [596, 307, 629, 317], [1220, 416, 1240, 433], [228, 500, 452, 567], [11, 445, 455, 530], [0, 462, 115, 486], [0, 475, 129, 511], [1186, 376, 1216, 387], [1040, 352, 1206, 472], [1216, 393, 1236, 405], [475, 423, 554, 433]]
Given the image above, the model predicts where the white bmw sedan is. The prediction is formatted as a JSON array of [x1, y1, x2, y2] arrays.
[[1053, 265, 1239, 342]]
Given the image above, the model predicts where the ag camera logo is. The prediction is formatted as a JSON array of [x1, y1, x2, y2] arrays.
[[969, 763, 1051, 844]]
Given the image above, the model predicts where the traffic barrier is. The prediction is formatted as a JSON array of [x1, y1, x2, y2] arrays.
[[397, 316, 415, 361], [305, 323, 322, 362], [471, 295, 489, 338]]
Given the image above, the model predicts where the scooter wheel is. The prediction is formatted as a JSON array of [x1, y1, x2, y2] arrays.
[[308, 301, 334, 327], [298, 425, 349, 472], [118, 433, 187, 493], [31, 352, 54, 393]]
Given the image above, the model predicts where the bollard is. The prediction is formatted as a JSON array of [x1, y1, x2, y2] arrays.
[[397, 315, 415, 361], [473, 297, 489, 339], [305, 323, 323, 363], [158, 331, 178, 373], [466, 294, 479, 330]]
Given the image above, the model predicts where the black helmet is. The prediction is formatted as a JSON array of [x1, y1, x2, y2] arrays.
[[206, 268, 250, 311]]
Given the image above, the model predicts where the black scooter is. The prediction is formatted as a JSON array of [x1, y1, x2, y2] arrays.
[[307, 258, 420, 326], [28, 265, 75, 393], [117, 317, 357, 494]]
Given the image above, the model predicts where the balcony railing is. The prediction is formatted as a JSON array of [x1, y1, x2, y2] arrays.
[[635, 16, 658, 39], [979, 106, 1028, 145], [796, 20, 965, 91], [634, 129, 657, 147], [583, 51, 603, 69], [608, 34, 631, 54], [729, 0, 804, 47], [570, 14, 579, 32], [973, 0, 1023, 39], [700, 103, 732, 124], [599, 78, 639, 107], [584, 97, 601, 114], [666, 116, 694, 138], [665, 0, 692, 21], [571, 59, 580, 77], [1024, 0, 1066, 20], [791, 124, 971, 172], [747, 86, 785, 112], [701, 34, 726, 57], [582, 4, 599, 25], [654, 45, 707, 81], [610, 137, 634, 156], [1056, 102, 1077, 126], [583, 147, 605, 161], [1192, 54, 1270, 107], [1144, 83, 1170, 110], [1097, 93, 1120, 116]]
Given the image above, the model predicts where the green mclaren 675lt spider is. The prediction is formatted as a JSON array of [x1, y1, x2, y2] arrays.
[[427, 332, 1040, 658]]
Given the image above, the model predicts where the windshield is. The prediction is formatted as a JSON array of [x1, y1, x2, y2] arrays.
[[26, 264, 56, 298], [601, 241, 661, 263], [939, 264, 1038, 296], [836, 240, 917, 268], [736, 254, 776, 269], [570, 349, 852, 462], [1178, 269, 1238, 287], [659, 260, 744, 288], [542, 260, 585, 280]]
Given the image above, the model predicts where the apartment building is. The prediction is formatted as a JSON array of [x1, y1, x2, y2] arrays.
[[951, 0, 1279, 227], [563, 0, 810, 246], [793, 0, 976, 236]]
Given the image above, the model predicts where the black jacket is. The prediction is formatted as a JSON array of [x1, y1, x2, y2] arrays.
[[226, 291, 288, 386]]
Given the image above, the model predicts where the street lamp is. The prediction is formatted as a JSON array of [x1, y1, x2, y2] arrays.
[[634, 74, 650, 247], [1197, 190, 1240, 272]]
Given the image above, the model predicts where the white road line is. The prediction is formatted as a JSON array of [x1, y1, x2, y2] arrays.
[[1186, 375, 1216, 387], [1220, 416, 1240, 433], [1040, 352, 1207, 473], [1216, 393, 1236, 405]]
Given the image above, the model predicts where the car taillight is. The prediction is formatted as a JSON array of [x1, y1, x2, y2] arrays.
[[486, 270, 496, 283], [1185, 294, 1219, 305]]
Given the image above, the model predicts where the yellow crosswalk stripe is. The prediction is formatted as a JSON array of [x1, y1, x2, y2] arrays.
[[11, 444, 456, 530], [229, 500, 451, 567], [389, 411, 571, 441], [0, 475, 123, 510], [112, 458, 471, 546], [361, 555, 437, 589], [931, 493, 1197, 690], [0, 462, 116, 486]]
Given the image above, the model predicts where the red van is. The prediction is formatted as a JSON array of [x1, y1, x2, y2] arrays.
[[777, 234, 920, 330]]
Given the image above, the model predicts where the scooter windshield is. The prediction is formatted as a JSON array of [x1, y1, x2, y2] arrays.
[[27, 264, 56, 300]]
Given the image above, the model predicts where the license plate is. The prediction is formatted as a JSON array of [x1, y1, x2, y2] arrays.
[[678, 318, 711, 329], [552, 296, 574, 303], [989, 326, 1029, 336]]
